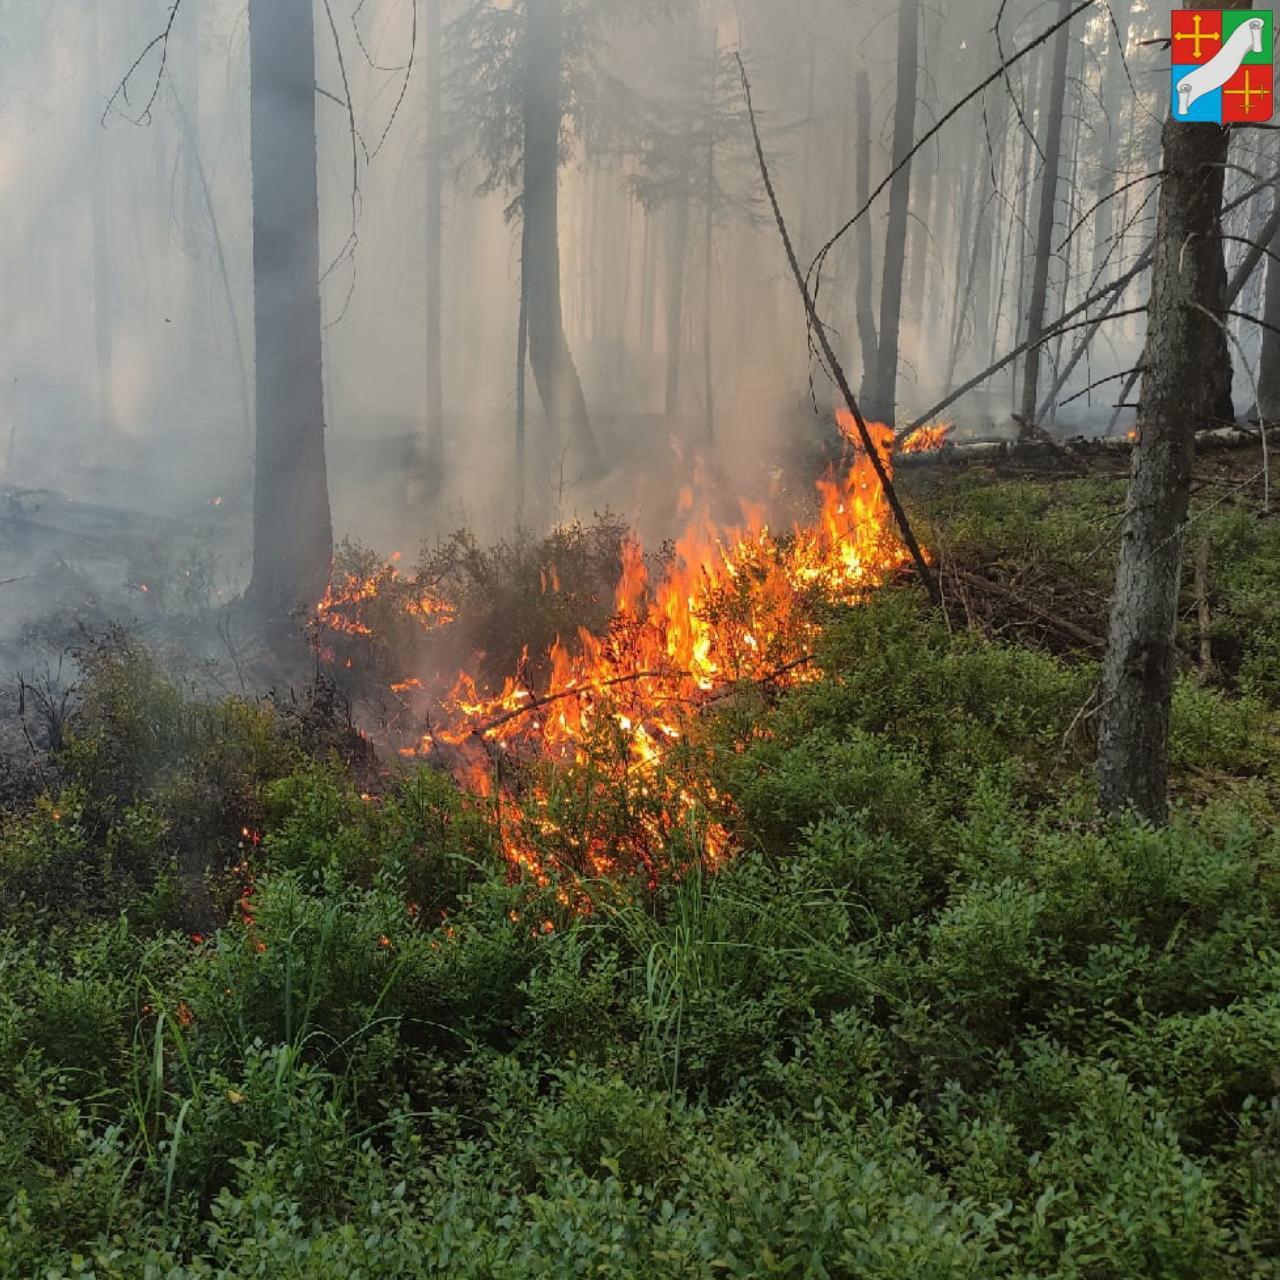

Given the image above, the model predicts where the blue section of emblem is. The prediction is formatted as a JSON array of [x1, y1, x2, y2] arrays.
[[1172, 65, 1224, 121]]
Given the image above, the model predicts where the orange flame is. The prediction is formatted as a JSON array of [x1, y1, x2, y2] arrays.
[[377, 411, 920, 899], [899, 421, 954, 454]]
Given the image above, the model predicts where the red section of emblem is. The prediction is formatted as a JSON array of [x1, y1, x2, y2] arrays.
[[1172, 9, 1224, 65], [1223, 63, 1274, 121]]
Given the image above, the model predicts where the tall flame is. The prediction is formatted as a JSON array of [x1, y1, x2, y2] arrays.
[[329, 412, 920, 904]]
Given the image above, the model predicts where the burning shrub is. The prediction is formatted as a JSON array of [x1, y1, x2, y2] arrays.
[[417, 516, 631, 688]]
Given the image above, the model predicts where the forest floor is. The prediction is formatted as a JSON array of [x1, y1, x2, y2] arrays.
[[1, 444, 1279, 1277]]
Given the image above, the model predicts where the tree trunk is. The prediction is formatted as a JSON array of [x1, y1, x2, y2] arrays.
[[425, 0, 445, 482], [702, 35, 716, 448], [866, 0, 918, 425], [663, 195, 691, 418], [522, 0, 603, 475], [853, 70, 879, 401], [245, 0, 333, 615], [517, 213, 529, 512], [1018, 0, 1073, 428], [1258, 137, 1280, 419], [1096, 27, 1242, 823], [943, 134, 984, 391], [1090, 0, 1136, 287], [88, 3, 118, 437]]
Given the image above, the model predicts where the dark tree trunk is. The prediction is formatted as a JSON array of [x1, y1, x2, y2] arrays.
[[245, 0, 333, 615], [1097, 25, 1242, 823], [425, 0, 445, 481], [1018, 0, 1073, 428], [522, 0, 603, 476], [517, 213, 529, 511], [1258, 138, 1280, 419], [866, 0, 918, 425], [853, 70, 879, 400]]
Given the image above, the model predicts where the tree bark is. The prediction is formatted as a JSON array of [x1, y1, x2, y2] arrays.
[[865, 0, 918, 425], [1258, 136, 1280, 419], [1018, 0, 1073, 428], [1096, 21, 1242, 823], [425, 0, 445, 481], [245, 0, 333, 615], [522, 0, 603, 476]]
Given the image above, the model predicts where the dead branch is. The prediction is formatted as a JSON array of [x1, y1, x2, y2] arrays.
[[808, 0, 1097, 316], [103, 0, 184, 127], [738, 55, 940, 607], [950, 569, 1105, 650]]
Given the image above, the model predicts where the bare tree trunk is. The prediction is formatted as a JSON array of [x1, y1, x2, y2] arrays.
[[853, 70, 879, 399], [1090, 0, 1136, 288], [1018, 0, 1073, 428], [905, 140, 935, 365], [1258, 136, 1280, 419], [516, 213, 529, 512], [522, 0, 603, 476], [866, 0, 918, 425], [425, 0, 445, 481], [245, 0, 333, 614], [640, 211, 657, 357], [1011, 47, 1046, 407], [1097, 30, 1241, 823], [88, 3, 119, 437], [702, 35, 717, 448], [944, 133, 985, 391]]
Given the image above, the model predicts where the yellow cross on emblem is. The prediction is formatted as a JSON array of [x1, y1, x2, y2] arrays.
[[1174, 14, 1222, 60], [1226, 68, 1271, 115]]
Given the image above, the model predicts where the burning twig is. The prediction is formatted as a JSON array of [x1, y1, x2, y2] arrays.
[[736, 55, 940, 608]]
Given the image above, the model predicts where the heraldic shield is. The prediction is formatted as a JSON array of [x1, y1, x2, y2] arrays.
[[1172, 9, 1274, 123]]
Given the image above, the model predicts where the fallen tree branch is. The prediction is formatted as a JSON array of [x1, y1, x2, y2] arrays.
[[738, 54, 940, 607], [949, 568, 1105, 650]]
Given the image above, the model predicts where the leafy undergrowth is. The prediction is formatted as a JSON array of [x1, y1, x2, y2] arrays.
[[914, 464, 1280, 698], [3, 491, 1280, 1276]]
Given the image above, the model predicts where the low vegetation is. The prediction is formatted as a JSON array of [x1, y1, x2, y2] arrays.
[[2, 468, 1279, 1278]]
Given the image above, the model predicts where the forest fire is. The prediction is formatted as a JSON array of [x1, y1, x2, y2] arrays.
[[333, 413, 920, 902], [316, 560, 456, 638], [899, 421, 955, 453]]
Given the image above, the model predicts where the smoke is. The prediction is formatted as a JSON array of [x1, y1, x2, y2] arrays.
[[0, 0, 1207, 587]]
